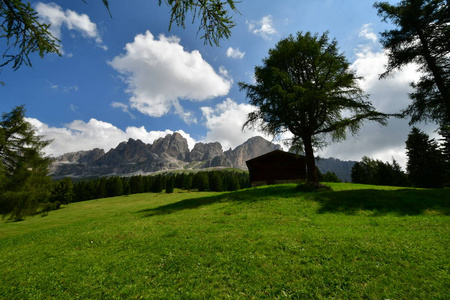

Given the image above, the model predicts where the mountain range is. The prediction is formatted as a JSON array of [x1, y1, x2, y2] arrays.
[[50, 133, 356, 181]]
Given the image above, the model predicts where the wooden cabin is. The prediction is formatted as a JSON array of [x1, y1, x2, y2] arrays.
[[245, 150, 307, 186]]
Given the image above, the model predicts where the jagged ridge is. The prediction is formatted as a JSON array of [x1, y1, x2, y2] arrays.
[[50, 134, 281, 179]]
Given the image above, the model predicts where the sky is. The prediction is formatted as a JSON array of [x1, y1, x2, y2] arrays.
[[0, 0, 441, 169]]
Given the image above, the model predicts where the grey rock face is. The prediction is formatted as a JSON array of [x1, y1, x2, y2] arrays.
[[225, 136, 282, 169], [50, 134, 282, 179]]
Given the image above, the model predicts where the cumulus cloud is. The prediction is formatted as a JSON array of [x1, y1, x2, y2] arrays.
[[26, 117, 196, 157], [109, 31, 232, 123], [247, 15, 277, 40], [316, 24, 433, 169], [227, 47, 245, 59], [36, 2, 107, 51], [200, 98, 281, 151]]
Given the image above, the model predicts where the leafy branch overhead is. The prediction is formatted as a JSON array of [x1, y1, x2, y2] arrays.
[[158, 0, 240, 46], [0, 0, 240, 72], [374, 0, 450, 126], [0, 0, 60, 70]]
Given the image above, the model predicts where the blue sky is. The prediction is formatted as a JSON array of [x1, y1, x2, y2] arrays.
[[0, 0, 438, 168]]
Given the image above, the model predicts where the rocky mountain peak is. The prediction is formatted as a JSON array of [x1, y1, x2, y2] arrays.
[[151, 133, 189, 160], [224, 136, 282, 169], [50, 134, 284, 179]]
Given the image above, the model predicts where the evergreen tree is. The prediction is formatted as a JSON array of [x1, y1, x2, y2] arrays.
[[375, 0, 450, 126], [226, 172, 241, 191], [96, 177, 108, 199], [322, 171, 342, 183], [129, 175, 144, 194], [151, 175, 164, 193], [182, 173, 193, 191], [50, 177, 74, 205], [209, 171, 224, 192], [406, 127, 445, 187], [351, 156, 408, 186], [351, 156, 378, 184], [165, 176, 175, 193], [0, 106, 52, 221], [106, 176, 123, 197], [193, 172, 209, 191]]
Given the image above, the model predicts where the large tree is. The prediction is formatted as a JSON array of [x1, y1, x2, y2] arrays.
[[374, 0, 450, 126], [1, 0, 239, 72], [239, 32, 389, 183], [0, 105, 52, 221]]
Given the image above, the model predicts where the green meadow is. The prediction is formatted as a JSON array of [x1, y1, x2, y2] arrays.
[[0, 183, 449, 299]]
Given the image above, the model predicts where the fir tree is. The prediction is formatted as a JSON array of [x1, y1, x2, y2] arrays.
[[406, 127, 445, 187], [0, 106, 52, 221]]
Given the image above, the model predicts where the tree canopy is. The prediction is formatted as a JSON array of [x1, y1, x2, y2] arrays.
[[374, 0, 450, 127], [1, 0, 239, 72], [239, 32, 388, 183]]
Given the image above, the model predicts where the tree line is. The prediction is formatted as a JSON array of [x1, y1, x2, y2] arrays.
[[69, 171, 250, 203], [352, 127, 450, 188]]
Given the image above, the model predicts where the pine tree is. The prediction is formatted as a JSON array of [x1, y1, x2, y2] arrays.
[[406, 127, 445, 187], [375, 0, 450, 126], [209, 172, 224, 192], [50, 177, 74, 205], [165, 176, 175, 193], [0, 106, 52, 221]]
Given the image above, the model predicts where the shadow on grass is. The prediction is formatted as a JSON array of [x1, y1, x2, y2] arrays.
[[138, 185, 298, 217], [312, 188, 450, 216], [139, 185, 450, 217]]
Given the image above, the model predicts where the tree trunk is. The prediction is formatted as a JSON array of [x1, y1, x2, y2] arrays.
[[303, 135, 318, 183]]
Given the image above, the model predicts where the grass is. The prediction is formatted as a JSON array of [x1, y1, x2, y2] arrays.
[[0, 183, 449, 299]]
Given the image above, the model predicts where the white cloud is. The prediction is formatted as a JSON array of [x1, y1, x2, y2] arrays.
[[36, 2, 107, 51], [26, 118, 196, 157], [358, 23, 378, 43], [111, 102, 136, 119], [109, 31, 232, 123], [247, 15, 277, 40], [227, 47, 245, 59], [201, 98, 281, 151], [316, 24, 432, 169]]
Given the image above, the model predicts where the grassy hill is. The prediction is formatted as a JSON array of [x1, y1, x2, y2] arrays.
[[1, 183, 449, 299]]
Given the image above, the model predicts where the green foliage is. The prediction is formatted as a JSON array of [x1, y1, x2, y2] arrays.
[[239, 31, 388, 183], [50, 177, 74, 205], [151, 175, 164, 193], [0, 106, 52, 221], [351, 156, 409, 187], [158, 0, 240, 46], [0, 0, 60, 71], [106, 176, 123, 197], [374, 0, 450, 126], [69, 170, 249, 202], [321, 171, 342, 183], [165, 176, 175, 193], [193, 172, 209, 191], [1, 184, 448, 298], [406, 127, 445, 188], [0, 0, 238, 78]]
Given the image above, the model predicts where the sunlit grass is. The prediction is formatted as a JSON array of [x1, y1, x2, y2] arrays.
[[1, 183, 449, 299]]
